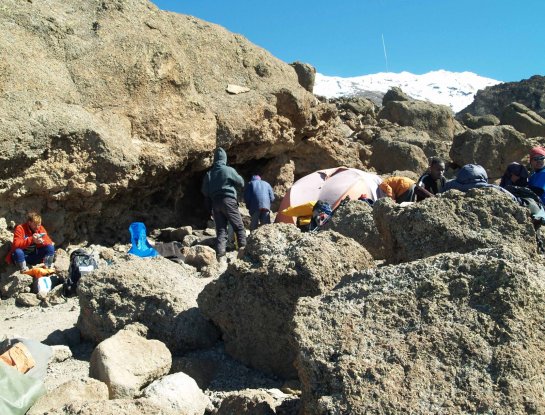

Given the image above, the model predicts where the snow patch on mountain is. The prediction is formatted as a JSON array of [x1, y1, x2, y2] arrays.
[[313, 70, 502, 113]]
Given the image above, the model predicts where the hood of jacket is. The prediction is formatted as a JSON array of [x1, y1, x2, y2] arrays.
[[456, 164, 488, 185], [213, 147, 227, 166]]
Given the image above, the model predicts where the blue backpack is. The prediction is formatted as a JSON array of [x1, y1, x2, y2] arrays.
[[128, 222, 158, 258]]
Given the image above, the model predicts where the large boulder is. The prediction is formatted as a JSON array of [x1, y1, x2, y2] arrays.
[[0, 0, 356, 244], [458, 75, 545, 117], [323, 200, 384, 259], [459, 113, 500, 129], [377, 99, 458, 142], [0, 271, 33, 298], [373, 190, 536, 264], [89, 328, 172, 398], [77, 256, 220, 353], [289, 61, 316, 93], [293, 246, 545, 414], [215, 389, 297, 415], [369, 136, 428, 175], [500, 102, 545, 138], [45, 399, 177, 415], [197, 223, 374, 378], [141, 372, 210, 415], [450, 125, 529, 179], [27, 378, 109, 415]]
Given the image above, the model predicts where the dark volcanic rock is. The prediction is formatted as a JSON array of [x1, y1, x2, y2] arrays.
[[294, 246, 545, 414], [382, 86, 411, 105], [459, 113, 500, 129], [500, 102, 545, 138], [197, 223, 374, 378], [373, 190, 536, 264], [458, 75, 545, 118]]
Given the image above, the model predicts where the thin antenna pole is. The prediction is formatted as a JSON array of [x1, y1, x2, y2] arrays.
[[381, 33, 389, 72]]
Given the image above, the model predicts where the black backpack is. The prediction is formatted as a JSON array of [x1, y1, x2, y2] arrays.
[[63, 249, 98, 297]]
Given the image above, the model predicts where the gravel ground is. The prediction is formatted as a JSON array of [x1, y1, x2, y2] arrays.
[[0, 296, 92, 391]]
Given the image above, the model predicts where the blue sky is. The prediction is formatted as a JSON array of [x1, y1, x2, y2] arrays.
[[151, 0, 544, 82]]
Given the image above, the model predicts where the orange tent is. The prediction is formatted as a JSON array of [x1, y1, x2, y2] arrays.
[[275, 167, 384, 224]]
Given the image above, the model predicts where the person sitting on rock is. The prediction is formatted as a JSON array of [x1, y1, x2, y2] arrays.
[[528, 146, 545, 204], [441, 164, 516, 201], [5, 211, 55, 272], [417, 158, 446, 199], [379, 176, 417, 203], [500, 162, 529, 188], [243, 175, 275, 231], [201, 147, 246, 259]]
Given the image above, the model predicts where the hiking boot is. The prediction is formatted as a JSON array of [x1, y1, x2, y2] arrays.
[[217, 255, 227, 265], [16, 261, 28, 272], [44, 255, 55, 269], [237, 247, 245, 259]]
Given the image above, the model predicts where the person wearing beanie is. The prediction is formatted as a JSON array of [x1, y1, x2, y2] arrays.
[[243, 174, 275, 231], [201, 147, 246, 259], [499, 162, 529, 188], [528, 146, 545, 204]]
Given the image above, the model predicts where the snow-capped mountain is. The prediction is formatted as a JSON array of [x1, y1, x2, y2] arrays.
[[313, 70, 502, 113]]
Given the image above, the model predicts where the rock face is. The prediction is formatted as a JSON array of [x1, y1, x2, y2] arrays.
[[450, 125, 529, 179], [293, 246, 545, 414], [0, 0, 357, 245], [458, 75, 545, 117], [500, 102, 545, 138], [323, 200, 384, 259], [89, 328, 172, 398], [373, 190, 536, 264], [77, 256, 220, 353], [198, 224, 374, 378]]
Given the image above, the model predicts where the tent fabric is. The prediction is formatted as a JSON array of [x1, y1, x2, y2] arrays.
[[275, 167, 384, 224]]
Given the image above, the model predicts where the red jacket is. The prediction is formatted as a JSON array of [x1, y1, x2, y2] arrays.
[[5, 223, 54, 264]]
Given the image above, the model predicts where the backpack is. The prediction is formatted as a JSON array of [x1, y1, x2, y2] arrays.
[[63, 249, 98, 297]]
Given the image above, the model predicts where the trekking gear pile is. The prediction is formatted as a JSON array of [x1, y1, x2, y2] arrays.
[[63, 249, 98, 297]]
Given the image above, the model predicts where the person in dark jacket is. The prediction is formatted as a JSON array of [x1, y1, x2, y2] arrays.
[[201, 147, 246, 258], [417, 158, 446, 199], [500, 162, 529, 188], [244, 175, 275, 231], [440, 164, 516, 201]]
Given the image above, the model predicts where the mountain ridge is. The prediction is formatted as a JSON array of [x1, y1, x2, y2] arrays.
[[313, 70, 502, 113]]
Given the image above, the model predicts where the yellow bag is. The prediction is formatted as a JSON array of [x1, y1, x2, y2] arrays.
[[23, 267, 55, 279], [281, 201, 317, 218]]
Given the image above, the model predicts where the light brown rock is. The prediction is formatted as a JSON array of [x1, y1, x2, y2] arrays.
[[89, 328, 172, 398]]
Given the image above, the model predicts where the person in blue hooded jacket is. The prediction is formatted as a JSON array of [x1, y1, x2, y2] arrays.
[[201, 147, 246, 258], [528, 146, 545, 204], [440, 164, 516, 201], [244, 175, 275, 230]]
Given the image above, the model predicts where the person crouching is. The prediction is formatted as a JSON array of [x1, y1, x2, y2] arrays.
[[5, 211, 55, 272]]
